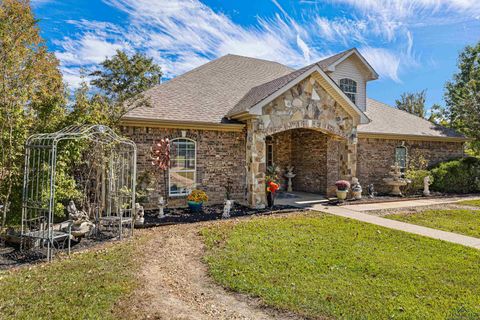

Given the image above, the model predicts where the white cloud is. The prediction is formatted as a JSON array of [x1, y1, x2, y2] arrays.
[[359, 47, 402, 82], [55, 0, 479, 88]]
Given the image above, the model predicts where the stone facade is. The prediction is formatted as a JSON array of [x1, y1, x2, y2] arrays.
[[246, 75, 358, 207], [122, 126, 246, 208], [357, 137, 464, 193]]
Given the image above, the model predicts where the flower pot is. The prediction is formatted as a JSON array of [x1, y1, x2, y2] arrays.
[[352, 191, 362, 200], [266, 192, 275, 208], [187, 201, 203, 212], [336, 190, 348, 200]]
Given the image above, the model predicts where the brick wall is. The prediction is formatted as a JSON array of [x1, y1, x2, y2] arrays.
[[122, 126, 246, 207], [357, 137, 465, 193], [271, 129, 331, 194]]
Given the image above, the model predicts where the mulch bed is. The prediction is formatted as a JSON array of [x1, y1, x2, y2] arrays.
[[0, 233, 118, 270], [137, 203, 301, 228]]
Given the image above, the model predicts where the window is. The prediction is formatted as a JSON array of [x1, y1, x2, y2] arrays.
[[395, 146, 407, 171], [266, 136, 274, 167], [339, 78, 357, 104], [169, 138, 196, 196]]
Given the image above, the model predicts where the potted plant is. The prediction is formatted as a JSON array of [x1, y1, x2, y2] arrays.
[[266, 181, 280, 207], [266, 164, 280, 208], [187, 189, 208, 212], [335, 180, 351, 200]]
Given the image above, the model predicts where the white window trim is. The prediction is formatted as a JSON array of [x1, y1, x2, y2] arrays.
[[169, 138, 197, 197], [395, 145, 408, 170], [339, 78, 357, 104]]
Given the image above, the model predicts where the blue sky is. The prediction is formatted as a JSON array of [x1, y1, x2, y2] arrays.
[[31, 0, 480, 111]]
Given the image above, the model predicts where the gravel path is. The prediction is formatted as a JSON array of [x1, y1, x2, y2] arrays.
[[120, 222, 303, 320]]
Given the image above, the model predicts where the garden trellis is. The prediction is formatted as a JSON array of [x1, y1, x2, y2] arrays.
[[21, 125, 137, 261]]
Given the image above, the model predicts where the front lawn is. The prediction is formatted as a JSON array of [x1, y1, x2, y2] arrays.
[[458, 199, 480, 207], [387, 209, 480, 238], [202, 212, 480, 319], [0, 236, 145, 320]]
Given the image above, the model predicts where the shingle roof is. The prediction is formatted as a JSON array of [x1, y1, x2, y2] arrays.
[[358, 98, 466, 139], [123, 54, 293, 123], [226, 49, 355, 117]]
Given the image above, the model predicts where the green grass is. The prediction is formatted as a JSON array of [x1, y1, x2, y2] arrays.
[[0, 237, 144, 320], [458, 199, 480, 207], [202, 213, 480, 319], [387, 209, 480, 238]]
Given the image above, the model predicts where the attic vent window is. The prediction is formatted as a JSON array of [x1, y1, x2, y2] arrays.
[[339, 78, 357, 104]]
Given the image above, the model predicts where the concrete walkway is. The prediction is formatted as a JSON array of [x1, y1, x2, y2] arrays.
[[311, 197, 480, 249]]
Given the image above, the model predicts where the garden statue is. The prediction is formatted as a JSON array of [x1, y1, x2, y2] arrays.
[[222, 200, 233, 219], [158, 196, 165, 218], [383, 164, 408, 196], [423, 176, 431, 196], [351, 177, 362, 200], [367, 184, 375, 198], [284, 165, 296, 192], [135, 203, 145, 225], [66, 200, 94, 237]]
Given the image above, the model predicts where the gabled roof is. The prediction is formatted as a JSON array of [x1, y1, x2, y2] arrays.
[[324, 48, 378, 80], [358, 98, 467, 141], [124, 48, 375, 124], [123, 54, 293, 123], [226, 48, 376, 119]]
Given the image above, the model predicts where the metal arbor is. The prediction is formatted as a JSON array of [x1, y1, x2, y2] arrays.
[[21, 125, 137, 261]]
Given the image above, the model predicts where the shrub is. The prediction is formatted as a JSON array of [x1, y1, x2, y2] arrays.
[[404, 169, 431, 195], [430, 157, 480, 193]]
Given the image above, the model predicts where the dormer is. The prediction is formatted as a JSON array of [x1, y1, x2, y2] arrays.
[[322, 48, 378, 112]]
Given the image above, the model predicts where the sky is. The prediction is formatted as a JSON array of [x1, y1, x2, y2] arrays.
[[31, 0, 480, 110]]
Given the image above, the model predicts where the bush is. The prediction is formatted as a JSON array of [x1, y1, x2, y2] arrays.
[[430, 157, 480, 193], [404, 169, 431, 195]]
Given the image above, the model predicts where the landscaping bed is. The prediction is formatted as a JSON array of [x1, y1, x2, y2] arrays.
[[138, 203, 301, 228], [0, 234, 119, 270], [202, 212, 480, 319]]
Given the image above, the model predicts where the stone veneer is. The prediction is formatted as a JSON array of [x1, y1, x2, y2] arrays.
[[357, 137, 465, 193], [246, 75, 358, 207], [122, 126, 246, 208]]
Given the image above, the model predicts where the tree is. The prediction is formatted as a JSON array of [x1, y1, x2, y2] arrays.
[[0, 0, 65, 226], [428, 103, 449, 126], [444, 42, 480, 154], [89, 50, 162, 125], [395, 90, 427, 118]]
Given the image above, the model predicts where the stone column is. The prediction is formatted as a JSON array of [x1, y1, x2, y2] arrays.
[[246, 119, 267, 208], [326, 137, 340, 196], [339, 135, 358, 181]]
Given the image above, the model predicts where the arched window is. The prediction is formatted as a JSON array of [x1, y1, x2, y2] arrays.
[[339, 78, 357, 104], [395, 145, 407, 171], [169, 138, 196, 196]]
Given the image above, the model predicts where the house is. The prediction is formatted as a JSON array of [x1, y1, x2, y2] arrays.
[[121, 48, 467, 208]]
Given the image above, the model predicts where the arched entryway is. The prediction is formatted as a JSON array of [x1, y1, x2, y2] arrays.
[[267, 128, 330, 194]]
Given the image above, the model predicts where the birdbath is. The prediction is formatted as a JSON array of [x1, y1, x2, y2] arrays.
[[284, 165, 296, 192], [383, 164, 408, 196]]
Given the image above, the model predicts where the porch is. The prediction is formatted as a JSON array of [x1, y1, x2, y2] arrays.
[[275, 191, 328, 207]]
